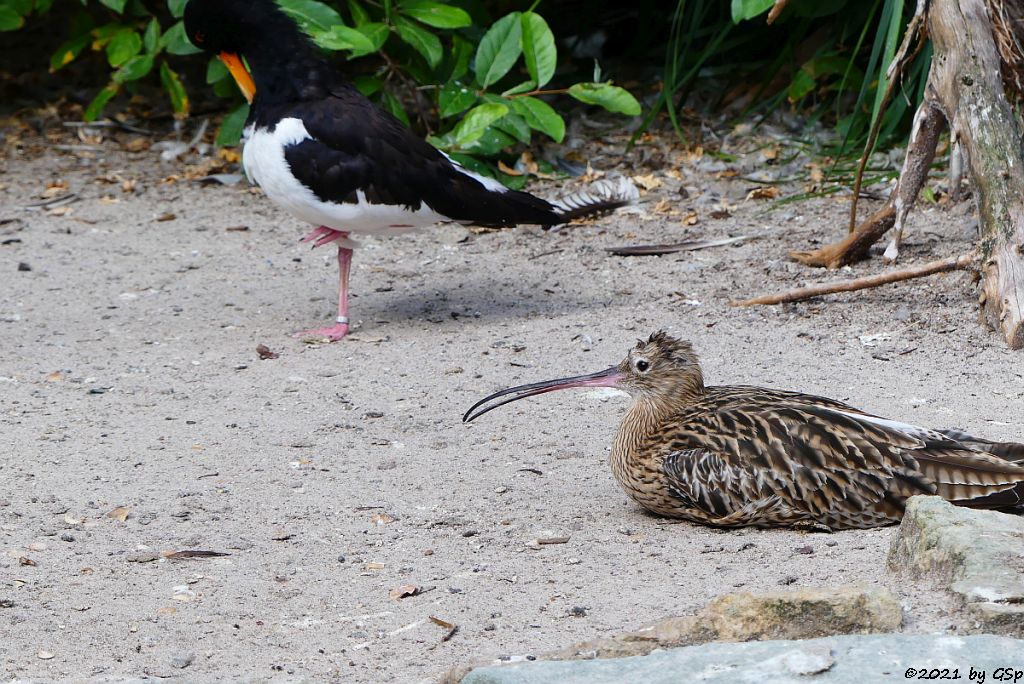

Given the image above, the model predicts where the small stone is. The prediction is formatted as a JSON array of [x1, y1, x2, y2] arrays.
[[568, 606, 587, 618], [37, 650, 54, 660], [60, 533, 75, 542], [126, 551, 160, 563], [795, 546, 814, 555], [462, 530, 479, 538], [336, 554, 346, 563], [227, 538, 254, 550], [17, 262, 31, 272], [170, 653, 194, 669], [27, 542, 46, 552]]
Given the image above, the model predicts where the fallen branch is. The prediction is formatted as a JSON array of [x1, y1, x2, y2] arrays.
[[731, 253, 975, 307]]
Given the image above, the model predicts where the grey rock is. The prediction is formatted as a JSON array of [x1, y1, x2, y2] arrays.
[[170, 652, 195, 669], [460, 634, 1024, 684], [888, 495, 1024, 634]]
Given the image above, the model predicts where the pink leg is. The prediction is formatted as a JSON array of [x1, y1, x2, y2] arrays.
[[294, 228, 352, 342]]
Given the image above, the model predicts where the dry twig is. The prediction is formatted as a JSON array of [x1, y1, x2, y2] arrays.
[[732, 253, 974, 306]]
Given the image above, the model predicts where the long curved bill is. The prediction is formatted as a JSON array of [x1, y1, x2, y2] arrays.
[[219, 51, 256, 104], [463, 366, 624, 423]]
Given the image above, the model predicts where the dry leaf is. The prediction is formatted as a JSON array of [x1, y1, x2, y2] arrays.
[[682, 211, 699, 226], [632, 174, 662, 191], [121, 179, 137, 193], [365, 562, 385, 570], [762, 147, 779, 161], [389, 584, 419, 600], [99, 196, 120, 205], [155, 213, 176, 222], [746, 186, 780, 200], [41, 181, 68, 199], [106, 506, 130, 522], [45, 371, 64, 382], [256, 344, 279, 360], [46, 206, 72, 217], [19, 556, 36, 566], [808, 163, 825, 185], [715, 169, 739, 179], [123, 138, 150, 153], [157, 606, 177, 615], [371, 512, 395, 526], [218, 148, 241, 163]]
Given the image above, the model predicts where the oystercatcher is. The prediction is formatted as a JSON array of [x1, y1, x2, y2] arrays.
[[465, 332, 1024, 529], [184, 0, 637, 341]]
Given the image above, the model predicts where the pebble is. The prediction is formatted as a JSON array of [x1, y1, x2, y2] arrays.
[[60, 533, 75, 542], [126, 551, 160, 563], [462, 530, 479, 538], [568, 606, 588, 618], [336, 554, 346, 563], [37, 651, 54, 660], [170, 653, 194, 669]]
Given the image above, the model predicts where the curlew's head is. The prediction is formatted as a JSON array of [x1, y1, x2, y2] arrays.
[[463, 331, 705, 422]]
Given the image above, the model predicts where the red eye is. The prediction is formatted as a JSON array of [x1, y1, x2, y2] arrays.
[[195, 31, 205, 43]]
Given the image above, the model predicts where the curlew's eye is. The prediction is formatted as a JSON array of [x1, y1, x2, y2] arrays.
[[194, 31, 205, 44], [635, 359, 650, 373]]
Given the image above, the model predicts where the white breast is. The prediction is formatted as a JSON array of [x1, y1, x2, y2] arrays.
[[241, 118, 445, 235]]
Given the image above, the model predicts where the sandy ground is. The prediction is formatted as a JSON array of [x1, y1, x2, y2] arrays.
[[1, 127, 1021, 682]]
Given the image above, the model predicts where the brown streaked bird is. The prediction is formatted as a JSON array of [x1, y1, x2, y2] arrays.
[[463, 331, 1024, 530]]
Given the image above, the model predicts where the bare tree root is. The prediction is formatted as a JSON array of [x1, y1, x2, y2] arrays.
[[731, 253, 975, 307]]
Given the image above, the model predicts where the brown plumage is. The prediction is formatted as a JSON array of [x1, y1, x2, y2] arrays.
[[464, 331, 1024, 530]]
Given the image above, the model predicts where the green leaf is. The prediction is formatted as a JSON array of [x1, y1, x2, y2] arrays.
[[439, 81, 477, 118], [6, 0, 31, 16], [36, 0, 55, 13], [567, 82, 641, 116], [277, 0, 343, 33], [112, 54, 154, 83], [730, 0, 773, 23], [106, 28, 141, 67], [381, 91, 411, 127], [206, 56, 229, 83], [50, 34, 89, 71], [352, 74, 383, 96], [216, 103, 249, 147], [167, 0, 188, 18], [160, 21, 202, 55], [347, 0, 370, 25], [510, 96, 564, 142], [400, 0, 470, 29], [786, 68, 815, 103], [520, 12, 555, 88], [451, 102, 508, 147], [84, 84, 119, 122], [447, 34, 472, 81], [475, 12, 522, 88], [143, 18, 160, 53], [394, 15, 442, 68], [494, 111, 530, 144], [460, 125, 515, 156], [314, 24, 376, 53], [99, 0, 128, 12], [501, 80, 535, 96], [160, 61, 190, 117], [0, 7, 24, 31]]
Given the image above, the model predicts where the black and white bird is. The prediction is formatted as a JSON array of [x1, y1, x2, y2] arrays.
[[184, 0, 637, 341]]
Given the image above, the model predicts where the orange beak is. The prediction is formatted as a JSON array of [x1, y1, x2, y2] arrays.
[[218, 51, 255, 104]]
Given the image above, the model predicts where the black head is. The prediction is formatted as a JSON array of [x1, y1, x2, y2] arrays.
[[184, 0, 303, 55], [184, 0, 330, 106]]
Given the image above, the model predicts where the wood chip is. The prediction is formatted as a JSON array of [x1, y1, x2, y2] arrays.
[[389, 584, 420, 600], [106, 506, 130, 522], [256, 344, 279, 360], [429, 615, 459, 642]]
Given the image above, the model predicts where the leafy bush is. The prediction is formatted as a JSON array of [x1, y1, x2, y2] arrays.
[[655, 0, 929, 157], [10, 0, 640, 178]]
